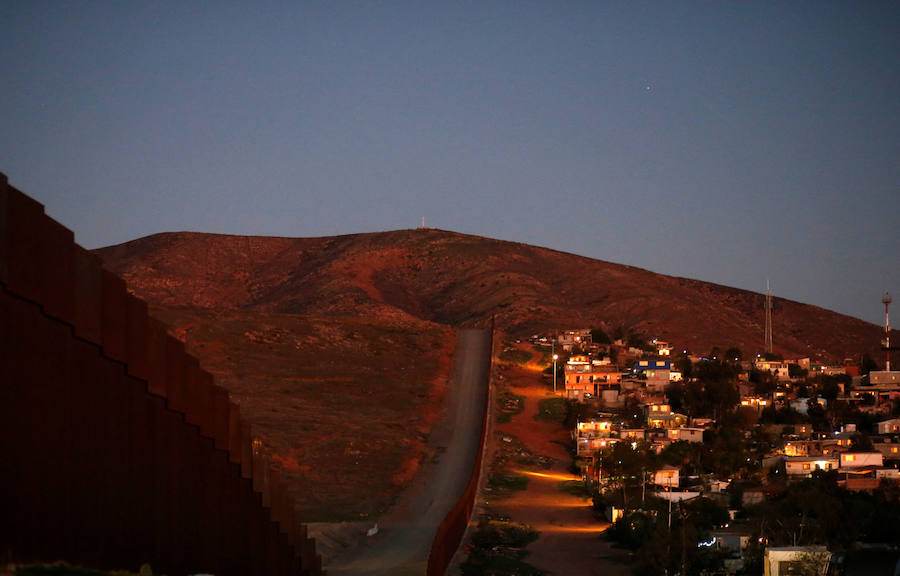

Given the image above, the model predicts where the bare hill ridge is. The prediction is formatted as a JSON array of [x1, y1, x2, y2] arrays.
[[97, 228, 881, 362]]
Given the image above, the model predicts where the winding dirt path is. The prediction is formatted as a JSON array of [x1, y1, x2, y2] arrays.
[[478, 360, 629, 576]]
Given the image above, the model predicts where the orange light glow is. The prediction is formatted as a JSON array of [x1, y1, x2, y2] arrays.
[[536, 523, 611, 534], [518, 470, 580, 482]]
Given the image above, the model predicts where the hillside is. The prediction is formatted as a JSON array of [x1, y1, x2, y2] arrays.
[[96, 228, 886, 520], [97, 228, 884, 362]]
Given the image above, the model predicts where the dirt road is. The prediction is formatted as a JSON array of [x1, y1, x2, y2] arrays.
[[451, 356, 629, 576], [324, 329, 491, 575]]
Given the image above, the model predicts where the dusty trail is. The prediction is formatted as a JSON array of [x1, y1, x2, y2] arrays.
[[470, 359, 629, 576]]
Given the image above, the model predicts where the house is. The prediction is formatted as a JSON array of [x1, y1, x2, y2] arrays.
[[558, 329, 592, 351], [576, 437, 618, 459], [666, 427, 704, 443], [653, 464, 680, 488], [821, 365, 848, 377], [709, 524, 753, 559], [876, 418, 900, 435], [873, 441, 900, 460], [574, 418, 617, 459], [635, 359, 671, 392], [741, 396, 770, 411], [783, 439, 839, 457], [764, 546, 830, 576], [742, 487, 766, 506], [575, 419, 613, 437], [784, 456, 839, 477], [853, 371, 900, 408], [870, 371, 900, 386], [619, 428, 646, 441], [875, 467, 900, 480], [789, 397, 827, 415], [645, 404, 688, 428], [652, 340, 672, 356], [564, 357, 622, 400], [755, 359, 791, 380], [840, 452, 884, 468]]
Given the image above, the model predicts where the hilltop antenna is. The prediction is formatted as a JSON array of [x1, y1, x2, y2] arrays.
[[765, 280, 773, 355], [884, 292, 893, 371]]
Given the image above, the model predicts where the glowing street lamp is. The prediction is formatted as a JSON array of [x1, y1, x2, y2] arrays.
[[553, 353, 559, 394]]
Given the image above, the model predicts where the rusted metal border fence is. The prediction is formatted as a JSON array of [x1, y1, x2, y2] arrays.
[[0, 174, 321, 575], [426, 323, 495, 575]]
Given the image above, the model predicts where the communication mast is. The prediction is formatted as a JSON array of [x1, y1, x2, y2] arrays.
[[884, 292, 893, 371], [765, 280, 773, 354]]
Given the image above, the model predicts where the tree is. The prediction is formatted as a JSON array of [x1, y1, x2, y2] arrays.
[[666, 382, 686, 413], [675, 355, 693, 380], [724, 347, 743, 362], [861, 353, 879, 376], [817, 375, 846, 403], [750, 368, 777, 396], [590, 326, 610, 344], [789, 363, 809, 379], [788, 550, 831, 576]]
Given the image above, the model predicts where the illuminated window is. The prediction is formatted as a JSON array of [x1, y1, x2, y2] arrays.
[[845, 454, 856, 462], [803, 464, 810, 470], [892, 447, 898, 454]]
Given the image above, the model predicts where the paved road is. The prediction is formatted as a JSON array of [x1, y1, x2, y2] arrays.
[[326, 329, 491, 576]]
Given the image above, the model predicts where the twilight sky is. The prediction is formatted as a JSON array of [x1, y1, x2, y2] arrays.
[[2, 2, 897, 326]]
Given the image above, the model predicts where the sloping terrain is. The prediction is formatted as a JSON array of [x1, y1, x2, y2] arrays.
[[96, 228, 887, 520], [98, 228, 884, 362]]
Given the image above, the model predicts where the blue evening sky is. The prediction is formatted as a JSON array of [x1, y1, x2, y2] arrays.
[[1, 2, 897, 325]]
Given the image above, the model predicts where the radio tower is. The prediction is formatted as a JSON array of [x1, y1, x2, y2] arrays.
[[884, 292, 893, 371], [765, 280, 773, 355]]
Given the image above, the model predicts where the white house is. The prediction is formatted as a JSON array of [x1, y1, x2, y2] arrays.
[[653, 465, 680, 488], [756, 360, 790, 381], [619, 428, 646, 441], [785, 456, 839, 477], [764, 546, 830, 576], [666, 427, 704, 443], [875, 467, 900, 480], [876, 418, 900, 435], [840, 452, 884, 468]]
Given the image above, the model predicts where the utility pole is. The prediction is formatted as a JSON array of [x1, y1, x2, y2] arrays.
[[552, 340, 559, 395], [642, 468, 646, 505], [766, 279, 773, 353], [680, 504, 688, 576], [884, 292, 893, 371]]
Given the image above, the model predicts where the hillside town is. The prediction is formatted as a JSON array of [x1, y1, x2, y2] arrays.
[[511, 319, 900, 576]]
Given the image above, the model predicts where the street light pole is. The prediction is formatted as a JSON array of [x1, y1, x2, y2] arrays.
[[553, 351, 559, 395]]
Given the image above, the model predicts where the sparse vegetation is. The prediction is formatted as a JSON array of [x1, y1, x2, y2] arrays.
[[460, 518, 542, 576], [534, 397, 567, 422], [495, 388, 524, 424], [488, 471, 530, 496], [499, 348, 533, 365], [557, 479, 591, 497]]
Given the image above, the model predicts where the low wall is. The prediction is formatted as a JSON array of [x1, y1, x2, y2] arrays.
[[0, 174, 320, 575]]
